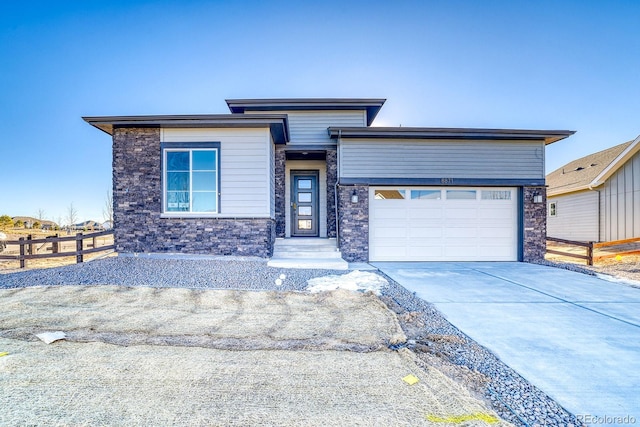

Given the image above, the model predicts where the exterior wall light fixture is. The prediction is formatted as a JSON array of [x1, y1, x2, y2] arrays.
[[532, 191, 543, 204], [351, 189, 359, 204]]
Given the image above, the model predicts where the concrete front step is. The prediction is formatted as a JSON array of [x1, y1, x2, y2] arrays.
[[269, 238, 348, 269], [274, 238, 338, 247], [267, 258, 349, 270]]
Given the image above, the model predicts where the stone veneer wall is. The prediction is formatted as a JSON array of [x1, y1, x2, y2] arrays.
[[274, 147, 286, 238], [337, 185, 369, 262], [112, 127, 275, 257], [326, 149, 338, 238], [523, 186, 547, 262]]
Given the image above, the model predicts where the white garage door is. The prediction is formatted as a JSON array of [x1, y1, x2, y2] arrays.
[[369, 187, 518, 261]]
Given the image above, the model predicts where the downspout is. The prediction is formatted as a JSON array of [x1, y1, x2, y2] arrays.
[[334, 129, 341, 248]]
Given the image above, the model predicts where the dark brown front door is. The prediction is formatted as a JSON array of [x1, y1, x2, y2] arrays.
[[291, 171, 319, 236]]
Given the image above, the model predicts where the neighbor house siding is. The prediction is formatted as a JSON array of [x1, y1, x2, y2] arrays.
[[601, 152, 640, 241], [547, 191, 599, 242], [162, 128, 273, 217], [250, 110, 366, 144], [339, 139, 545, 180]]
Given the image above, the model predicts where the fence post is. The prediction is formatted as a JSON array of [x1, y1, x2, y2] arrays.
[[19, 237, 25, 268], [27, 234, 34, 255], [92, 236, 97, 249], [587, 242, 594, 266], [76, 233, 83, 264], [52, 234, 59, 254]]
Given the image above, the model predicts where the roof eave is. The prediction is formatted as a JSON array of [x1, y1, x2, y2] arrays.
[[328, 127, 575, 143], [226, 98, 386, 126], [547, 185, 593, 197], [588, 134, 640, 188], [83, 114, 290, 144]]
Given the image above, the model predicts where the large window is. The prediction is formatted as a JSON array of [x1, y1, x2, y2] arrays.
[[163, 142, 219, 214]]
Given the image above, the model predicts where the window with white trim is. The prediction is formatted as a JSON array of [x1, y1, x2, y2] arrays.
[[549, 202, 557, 217], [162, 142, 220, 214]]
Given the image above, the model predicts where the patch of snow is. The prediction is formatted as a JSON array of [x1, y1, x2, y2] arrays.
[[595, 273, 640, 289], [307, 270, 388, 295]]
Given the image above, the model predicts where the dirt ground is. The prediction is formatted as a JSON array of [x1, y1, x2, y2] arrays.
[[546, 242, 640, 284], [0, 285, 511, 426], [0, 229, 114, 272]]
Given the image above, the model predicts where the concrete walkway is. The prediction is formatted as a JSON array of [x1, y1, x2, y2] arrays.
[[374, 262, 640, 425]]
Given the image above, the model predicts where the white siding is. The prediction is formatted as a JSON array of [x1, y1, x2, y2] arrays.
[[547, 191, 599, 241], [251, 110, 366, 145], [162, 128, 273, 217], [601, 152, 640, 240], [339, 139, 545, 180]]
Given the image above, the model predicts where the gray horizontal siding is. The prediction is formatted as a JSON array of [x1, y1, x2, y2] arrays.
[[251, 110, 366, 144], [601, 152, 640, 240], [339, 139, 545, 180], [547, 191, 599, 241]]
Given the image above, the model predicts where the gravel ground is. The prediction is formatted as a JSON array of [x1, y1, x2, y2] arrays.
[[0, 256, 584, 427]]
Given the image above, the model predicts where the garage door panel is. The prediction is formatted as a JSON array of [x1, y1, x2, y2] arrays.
[[373, 227, 407, 238], [407, 208, 443, 219], [444, 246, 479, 257], [370, 187, 517, 261], [372, 209, 406, 220], [444, 228, 477, 238], [443, 208, 478, 219], [409, 227, 443, 238], [478, 208, 513, 219], [478, 227, 512, 238]]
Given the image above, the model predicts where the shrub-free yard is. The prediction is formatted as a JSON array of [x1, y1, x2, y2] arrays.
[[0, 285, 509, 426]]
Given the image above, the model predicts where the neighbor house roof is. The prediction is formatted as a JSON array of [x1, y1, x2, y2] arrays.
[[82, 114, 290, 144], [547, 135, 640, 197], [226, 98, 386, 126], [327, 127, 575, 145]]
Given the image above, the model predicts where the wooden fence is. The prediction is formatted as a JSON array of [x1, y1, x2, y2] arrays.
[[547, 236, 640, 265], [0, 230, 115, 268]]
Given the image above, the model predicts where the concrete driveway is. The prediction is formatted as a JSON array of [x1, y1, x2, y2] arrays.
[[374, 262, 640, 424]]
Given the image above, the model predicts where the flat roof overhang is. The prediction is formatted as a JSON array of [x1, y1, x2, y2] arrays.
[[328, 127, 575, 145], [226, 98, 386, 126], [82, 114, 290, 144]]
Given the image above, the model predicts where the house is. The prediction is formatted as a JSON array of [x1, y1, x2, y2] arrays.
[[83, 98, 573, 263], [72, 220, 105, 231], [11, 216, 58, 230], [547, 135, 640, 242]]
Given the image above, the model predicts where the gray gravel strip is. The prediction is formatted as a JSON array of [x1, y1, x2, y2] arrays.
[[0, 257, 347, 290], [0, 256, 584, 426]]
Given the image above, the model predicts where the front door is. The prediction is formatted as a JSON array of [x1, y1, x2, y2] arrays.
[[291, 171, 319, 237]]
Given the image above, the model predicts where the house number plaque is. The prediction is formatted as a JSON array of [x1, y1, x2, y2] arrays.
[[440, 178, 454, 184]]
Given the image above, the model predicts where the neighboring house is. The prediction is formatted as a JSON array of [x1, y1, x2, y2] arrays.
[[11, 216, 58, 230], [547, 135, 640, 242], [72, 220, 105, 231], [84, 98, 573, 262]]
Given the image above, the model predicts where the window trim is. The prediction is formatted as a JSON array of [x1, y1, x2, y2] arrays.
[[161, 141, 221, 216], [549, 201, 557, 217]]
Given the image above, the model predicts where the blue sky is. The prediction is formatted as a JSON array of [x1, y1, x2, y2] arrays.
[[1, 0, 639, 224]]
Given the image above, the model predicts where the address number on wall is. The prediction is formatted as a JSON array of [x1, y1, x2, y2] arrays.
[[440, 178, 454, 184]]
